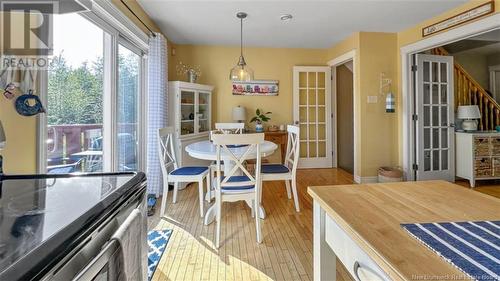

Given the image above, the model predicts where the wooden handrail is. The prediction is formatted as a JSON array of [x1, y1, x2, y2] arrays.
[[431, 47, 500, 131]]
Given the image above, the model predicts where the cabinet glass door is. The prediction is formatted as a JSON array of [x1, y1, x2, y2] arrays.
[[180, 90, 195, 136], [197, 92, 210, 133]]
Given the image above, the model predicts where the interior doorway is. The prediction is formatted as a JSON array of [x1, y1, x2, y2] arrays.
[[402, 13, 500, 181], [334, 62, 354, 174]]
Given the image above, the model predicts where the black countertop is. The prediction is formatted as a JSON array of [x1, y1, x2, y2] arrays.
[[0, 172, 146, 280]]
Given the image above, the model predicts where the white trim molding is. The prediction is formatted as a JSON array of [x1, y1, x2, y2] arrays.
[[354, 175, 378, 184], [91, 0, 149, 52], [490, 64, 500, 101], [401, 12, 500, 181], [327, 50, 360, 182]]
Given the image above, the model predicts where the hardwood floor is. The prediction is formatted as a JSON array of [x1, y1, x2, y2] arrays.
[[147, 168, 500, 281], [455, 179, 500, 198]]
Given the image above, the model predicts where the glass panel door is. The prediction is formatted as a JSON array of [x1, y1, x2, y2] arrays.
[[180, 90, 195, 136], [197, 92, 210, 133], [46, 13, 105, 173], [117, 44, 140, 171], [293, 66, 332, 168], [416, 54, 454, 181]]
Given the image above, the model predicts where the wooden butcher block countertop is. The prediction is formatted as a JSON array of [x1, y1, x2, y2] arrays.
[[308, 180, 500, 280]]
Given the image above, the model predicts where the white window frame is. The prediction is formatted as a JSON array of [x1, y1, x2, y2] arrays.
[[37, 3, 149, 173], [116, 37, 147, 171]]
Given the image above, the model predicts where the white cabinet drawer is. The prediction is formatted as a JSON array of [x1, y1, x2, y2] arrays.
[[325, 214, 391, 281]]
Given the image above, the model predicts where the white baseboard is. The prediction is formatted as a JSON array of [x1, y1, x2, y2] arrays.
[[354, 175, 378, 184]]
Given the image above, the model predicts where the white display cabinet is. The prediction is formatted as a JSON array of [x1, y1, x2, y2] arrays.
[[168, 81, 214, 167]]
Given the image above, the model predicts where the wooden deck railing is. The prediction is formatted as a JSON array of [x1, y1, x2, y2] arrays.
[[47, 124, 103, 165], [47, 123, 136, 166], [432, 47, 500, 131]]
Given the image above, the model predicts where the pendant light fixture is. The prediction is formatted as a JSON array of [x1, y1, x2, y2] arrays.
[[229, 12, 254, 81]]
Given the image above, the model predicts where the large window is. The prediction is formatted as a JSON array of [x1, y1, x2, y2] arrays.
[[46, 14, 106, 173], [117, 44, 140, 171], [43, 12, 146, 174]]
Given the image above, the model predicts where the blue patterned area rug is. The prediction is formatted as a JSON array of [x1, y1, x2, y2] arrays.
[[147, 229, 172, 280], [402, 221, 500, 281]]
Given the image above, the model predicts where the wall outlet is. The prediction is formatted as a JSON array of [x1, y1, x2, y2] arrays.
[[367, 96, 378, 103]]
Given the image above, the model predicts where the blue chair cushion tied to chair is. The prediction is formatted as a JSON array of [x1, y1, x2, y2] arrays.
[[170, 166, 208, 175], [261, 164, 290, 174], [219, 175, 255, 191]]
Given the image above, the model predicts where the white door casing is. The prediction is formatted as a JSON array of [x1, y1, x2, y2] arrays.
[[415, 54, 455, 181], [293, 66, 332, 168], [401, 13, 500, 181], [489, 65, 500, 101]]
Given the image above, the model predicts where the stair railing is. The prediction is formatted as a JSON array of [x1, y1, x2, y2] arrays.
[[431, 47, 500, 131]]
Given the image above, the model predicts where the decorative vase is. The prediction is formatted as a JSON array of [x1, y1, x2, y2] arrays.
[[255, 123, 264, 132], [187, 69, 198, 83]]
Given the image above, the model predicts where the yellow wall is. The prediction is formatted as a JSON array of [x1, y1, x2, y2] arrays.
[[0, 13, 38, 174], [112, 0, 161, 34], [454, 52, 490, 89], [170, 32, 398, 178], [398, 0, 500, 48], [0, 87, 38, 174], [169, 45, 327, 126], [358, 32, 399, 176], [326, 32, 398, 177]]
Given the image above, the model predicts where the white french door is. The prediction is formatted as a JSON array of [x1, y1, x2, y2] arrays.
[[293, 66, 332, 168], [415, 54, 455, 181]]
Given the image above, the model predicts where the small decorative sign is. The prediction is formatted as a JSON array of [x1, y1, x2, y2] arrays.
[[232, 80, 279, 96], [422, 1, 494, 37]]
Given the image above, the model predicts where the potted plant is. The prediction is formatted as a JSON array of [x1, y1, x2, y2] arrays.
[[250, 109, 271, 132]]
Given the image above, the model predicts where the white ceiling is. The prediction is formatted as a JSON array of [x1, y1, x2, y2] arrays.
[[454, 42, 500, 56], [137, 0, 468, 49]]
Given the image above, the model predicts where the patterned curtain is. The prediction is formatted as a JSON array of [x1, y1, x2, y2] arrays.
[[147, 33, 168, 196]]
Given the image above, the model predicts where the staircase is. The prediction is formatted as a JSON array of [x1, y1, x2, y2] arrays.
[[432, 47, 500, 131]]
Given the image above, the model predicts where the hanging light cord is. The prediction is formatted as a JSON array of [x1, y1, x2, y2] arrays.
[[240, 16, 243, 57]]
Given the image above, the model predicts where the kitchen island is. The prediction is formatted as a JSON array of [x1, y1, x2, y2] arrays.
[[308, 180, 500, 280]]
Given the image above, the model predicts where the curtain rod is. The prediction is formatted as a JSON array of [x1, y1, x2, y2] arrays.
[[120, 0, 156, 38]]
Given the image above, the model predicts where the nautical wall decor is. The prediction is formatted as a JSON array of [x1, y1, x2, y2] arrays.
[[15, 90, 46, 116]]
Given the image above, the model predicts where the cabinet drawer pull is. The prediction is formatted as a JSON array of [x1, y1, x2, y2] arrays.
[[353, 261, 385, 281], [353, 261, 362, 281]]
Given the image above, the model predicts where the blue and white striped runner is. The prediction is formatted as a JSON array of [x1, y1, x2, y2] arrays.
[[402, 221, 500, 281]]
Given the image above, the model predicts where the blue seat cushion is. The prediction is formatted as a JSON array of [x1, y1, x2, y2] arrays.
[[261, 164, 290, 174], [220, 175, 255, 191], [227, 144, 248, 148], [170, 166, 208, 176]]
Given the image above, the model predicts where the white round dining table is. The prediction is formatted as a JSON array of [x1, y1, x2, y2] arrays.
[[185, 140, 278, 225]]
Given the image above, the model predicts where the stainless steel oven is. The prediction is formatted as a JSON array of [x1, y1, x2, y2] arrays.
[[0, 172, 147, 281]]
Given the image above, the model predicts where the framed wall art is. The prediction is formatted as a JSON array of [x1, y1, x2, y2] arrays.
[[232, 80, 279, 96]]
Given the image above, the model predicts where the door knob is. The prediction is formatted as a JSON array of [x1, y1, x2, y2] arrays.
[[294, 121, 299, 125]]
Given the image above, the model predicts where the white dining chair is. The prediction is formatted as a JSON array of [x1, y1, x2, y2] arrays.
[[158, 127, 210, 218], [212, 133, 264, 248], [214, 122, 244, 134], [261, 125, 301, 212], [207, 122, 245, 201]]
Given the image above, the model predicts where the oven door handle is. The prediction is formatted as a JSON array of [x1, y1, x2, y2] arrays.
[[71, 239, 120, 281]]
